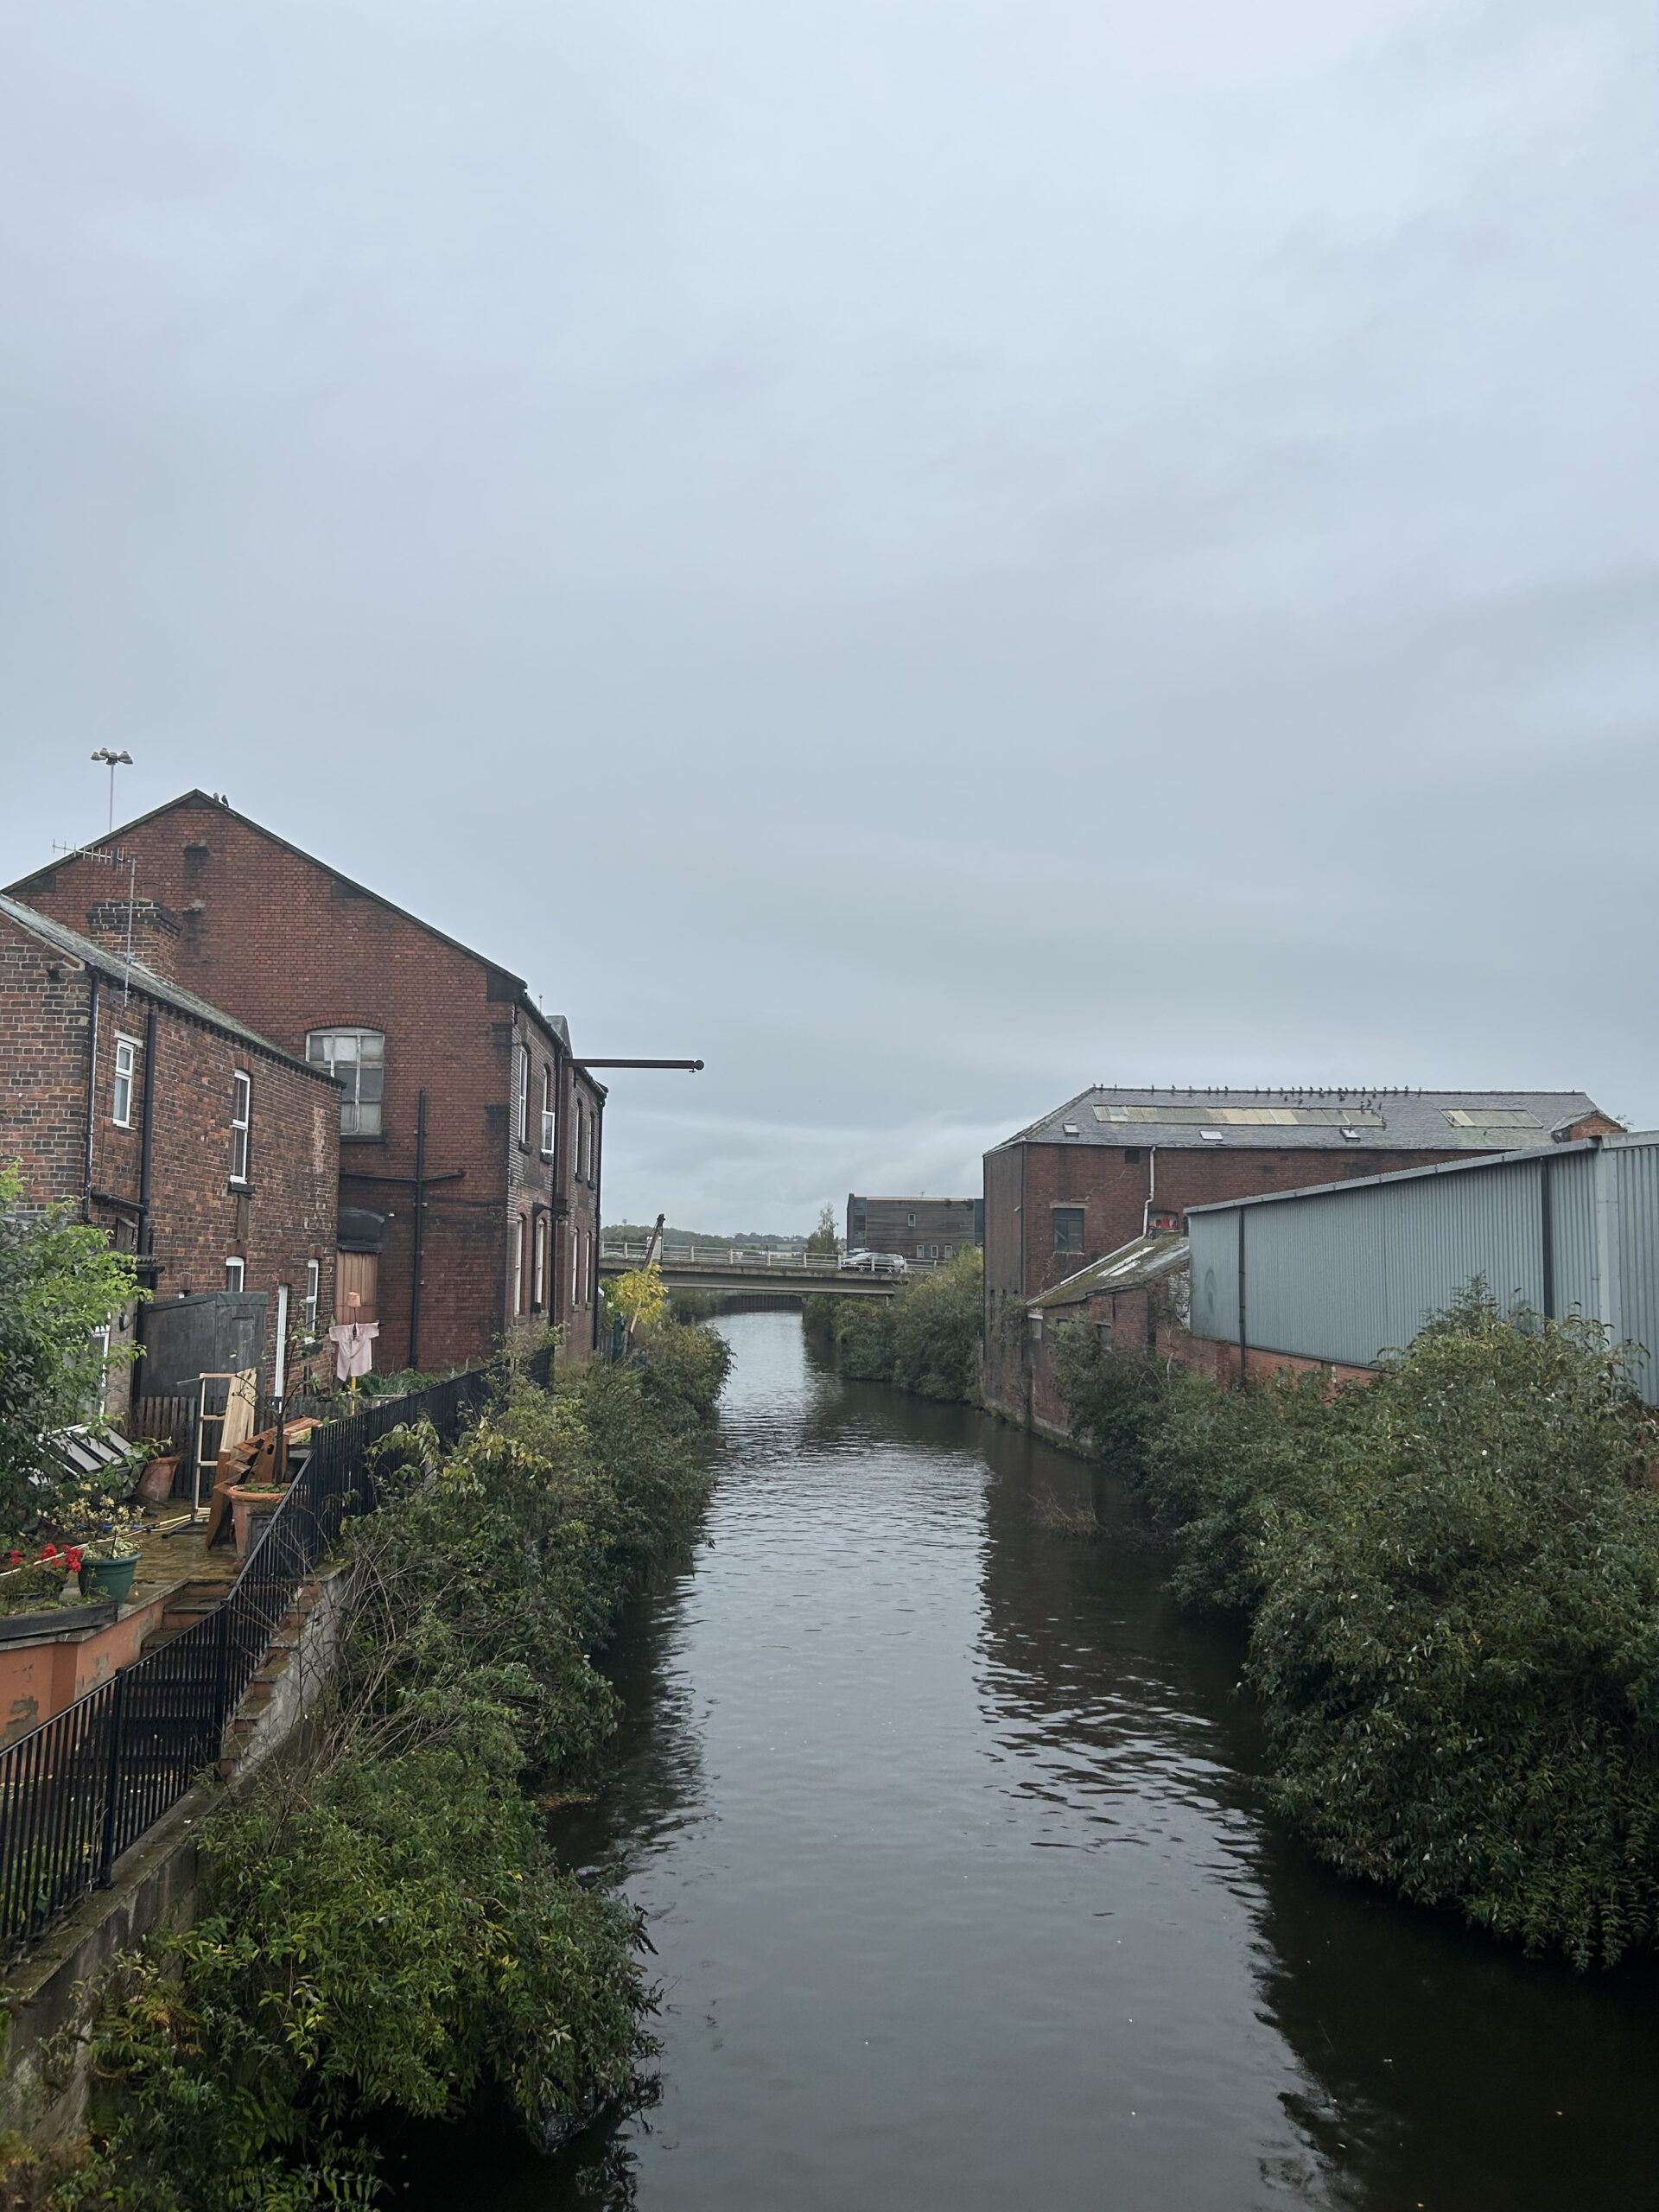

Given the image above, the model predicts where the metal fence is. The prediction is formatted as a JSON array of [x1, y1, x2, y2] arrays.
[[0, 1365, 493, 1958], [1187, 1132, 1659, 1400]]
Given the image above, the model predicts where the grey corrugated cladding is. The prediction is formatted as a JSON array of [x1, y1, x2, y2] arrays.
[[1187, 1135, 1659, 1402], [997, 1084, 1604, 1154]]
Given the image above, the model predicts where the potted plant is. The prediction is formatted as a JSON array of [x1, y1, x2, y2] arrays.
[[226, 1480, 287, 1558], [67, 1503, 146, 1606], [0, 1545, 118, 1640]]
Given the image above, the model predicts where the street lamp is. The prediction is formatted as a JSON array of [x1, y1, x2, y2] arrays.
[[90, 749, 133, 832]]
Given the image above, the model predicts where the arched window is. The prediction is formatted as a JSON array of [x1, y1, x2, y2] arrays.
[[306, 1029, 385, 1135]]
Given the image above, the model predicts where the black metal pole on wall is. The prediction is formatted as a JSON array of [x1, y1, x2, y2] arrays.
[[410, 1089, 427, 1371]]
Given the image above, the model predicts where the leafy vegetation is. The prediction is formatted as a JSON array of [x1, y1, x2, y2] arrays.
[[0, 1166, 142, 1540], [804, 1248, 982, 1405], [1053, 1288, 1659, 1966], [42, 1322, 730, 2208]]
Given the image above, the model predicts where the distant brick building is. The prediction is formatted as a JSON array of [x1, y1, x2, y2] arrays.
[[983, 1084, 1619, 1422], [0, 893, 340, 1414], [846, 1193, 982, 1263], [10, 792, 605, 1375]]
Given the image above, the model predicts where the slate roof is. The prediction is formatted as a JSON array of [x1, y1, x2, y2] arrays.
[[1030, 1231, 1190, 1312], [997, 1085, 1606, 1155], [0, 894, 334, 1082]]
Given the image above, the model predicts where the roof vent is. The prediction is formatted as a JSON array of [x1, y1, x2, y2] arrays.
[[1062, 1122, 1081, 1136], [1340, 1126, 1362, 1141], [1199, 1128, 1224, 1142]]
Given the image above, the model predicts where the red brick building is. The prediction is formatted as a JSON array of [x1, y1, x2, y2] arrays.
[[983, 1084, 1618, 1421], [10, 792, 606, 1375], [0, 892, 340, 1414], [846, 1193, 982, 1263]]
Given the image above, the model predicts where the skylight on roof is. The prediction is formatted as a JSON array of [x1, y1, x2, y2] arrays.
[[1093, 1103, 1384, 1129], [1441, 1108, 1541, 1129], [1199, 1128, 1224, 1141]]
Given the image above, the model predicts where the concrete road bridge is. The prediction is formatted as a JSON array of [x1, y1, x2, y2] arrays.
[[598, 1243, 933, 1300]]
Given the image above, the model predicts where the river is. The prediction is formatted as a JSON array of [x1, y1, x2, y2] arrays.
[[400, 1310, 1659, 2210]]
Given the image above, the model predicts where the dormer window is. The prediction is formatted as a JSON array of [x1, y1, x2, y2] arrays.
[[307, 1028, 385, 1135]]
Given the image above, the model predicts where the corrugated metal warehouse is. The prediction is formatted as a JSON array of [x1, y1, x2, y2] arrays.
[[1187, 1132, 1659, 1403]]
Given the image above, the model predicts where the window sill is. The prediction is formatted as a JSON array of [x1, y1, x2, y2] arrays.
[[341, 1133, 387, 1147]]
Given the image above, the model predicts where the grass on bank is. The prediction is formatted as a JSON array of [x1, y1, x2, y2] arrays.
[[803, 1247, 982, 1405], [22, 1321, 730, 2212], [1053, 1287, 1659, 1968]]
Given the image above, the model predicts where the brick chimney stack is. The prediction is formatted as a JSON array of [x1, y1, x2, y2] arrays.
[[82, 897, 184, 982]]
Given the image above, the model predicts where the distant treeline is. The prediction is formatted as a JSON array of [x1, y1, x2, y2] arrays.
[[605, 1223, 808, 1252]]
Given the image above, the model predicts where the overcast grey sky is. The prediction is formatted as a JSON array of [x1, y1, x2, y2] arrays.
[[3, 0, 1656, 1231]]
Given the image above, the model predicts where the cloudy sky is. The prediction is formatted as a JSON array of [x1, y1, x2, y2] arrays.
[[3, 0, 1656, 1231]]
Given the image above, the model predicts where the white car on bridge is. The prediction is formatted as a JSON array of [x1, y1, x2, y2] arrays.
[[837, 1249, 908, 1274]]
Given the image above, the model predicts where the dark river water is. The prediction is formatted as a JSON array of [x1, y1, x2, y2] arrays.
[[401, 1311, 1659, 2211]]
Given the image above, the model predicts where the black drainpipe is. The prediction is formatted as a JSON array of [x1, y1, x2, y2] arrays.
[[134, 1007, 158, 1360], [82, 971, 100, 1222], [410, 1088, 427, 1371], [590, 1088, 602, 1354]]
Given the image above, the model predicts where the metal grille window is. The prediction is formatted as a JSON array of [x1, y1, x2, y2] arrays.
[[112, 1035, 137, 1128], [540, 1067, 555, 1158], [307, 1029, 385, 1136], [303, 1259, 320, 1338], [1052, 1206, 1085, 1254], [230, 1071, 251, 1184]]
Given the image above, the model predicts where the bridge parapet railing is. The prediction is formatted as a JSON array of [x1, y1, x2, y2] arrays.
[[598, 1243, 940, 1274]]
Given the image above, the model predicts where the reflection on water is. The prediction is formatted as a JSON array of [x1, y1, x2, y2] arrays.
[[398, 1313, 1659, 2211]]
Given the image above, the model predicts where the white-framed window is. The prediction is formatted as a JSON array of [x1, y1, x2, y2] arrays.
[[571, 1226, 580, 1310], [225, 1257, 245, 1292], [230, 1071, 251, 1184], [512, 1216, 525, 1314], [303, 1258, 321, 1337], [585, 1228, 594, 1303], [917, 1243, 925, 1258], [540, 1066, 555, 1158], [306, 1028, 385, 1136], [532, 1215, 546, 1308], [571, 1099, 582, 1181], [514, 1044, 530, 1146], [111, 1034, 138, 1128]]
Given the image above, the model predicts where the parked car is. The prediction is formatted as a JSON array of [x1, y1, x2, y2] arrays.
[[838, 1249, 908, 1275]]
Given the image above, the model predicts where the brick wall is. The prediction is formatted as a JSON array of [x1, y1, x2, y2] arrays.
[[853, 1196, 977, 1262], [16, 798, 600, 1375], [0, 906, 339, 1407]]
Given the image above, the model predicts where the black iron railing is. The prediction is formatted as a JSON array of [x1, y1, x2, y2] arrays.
[[0, 1365, 493, 1959]]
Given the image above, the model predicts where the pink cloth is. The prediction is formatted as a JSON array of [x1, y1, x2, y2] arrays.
[[328, 1320, 380, 1381]]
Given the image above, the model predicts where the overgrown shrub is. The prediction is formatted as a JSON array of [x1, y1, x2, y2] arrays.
[[53, 1324, 729, 2207], [806, 1250, 982, 1404], [1055, 1287, 1659, 1966]]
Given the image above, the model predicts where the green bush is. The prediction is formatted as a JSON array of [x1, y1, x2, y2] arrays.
[[807, 1250, 982, 1404], [1056, 1287, 1659, 1965], [57, 1324, 728, 2207]]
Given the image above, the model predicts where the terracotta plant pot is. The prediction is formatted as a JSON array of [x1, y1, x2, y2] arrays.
[[135, 1455, 179, 1505], [228, 1485, 287, 1559], [78, 1554, 139, 1606]]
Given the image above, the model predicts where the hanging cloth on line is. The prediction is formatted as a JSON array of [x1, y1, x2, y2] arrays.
[[328, 1320, 380, 1382]]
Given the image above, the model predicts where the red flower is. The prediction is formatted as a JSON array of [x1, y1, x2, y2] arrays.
[[37, 1544, 60, 1561], [65, 1548, 84, 1572], [6, 1552, 22, 1567]]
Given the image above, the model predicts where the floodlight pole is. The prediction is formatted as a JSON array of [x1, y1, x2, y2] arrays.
[[90, 749, 133, 832]]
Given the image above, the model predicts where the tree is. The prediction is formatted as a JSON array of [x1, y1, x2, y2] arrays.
[[0, 1166, 142, 1537], [805, 1205, 840, 1257]]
